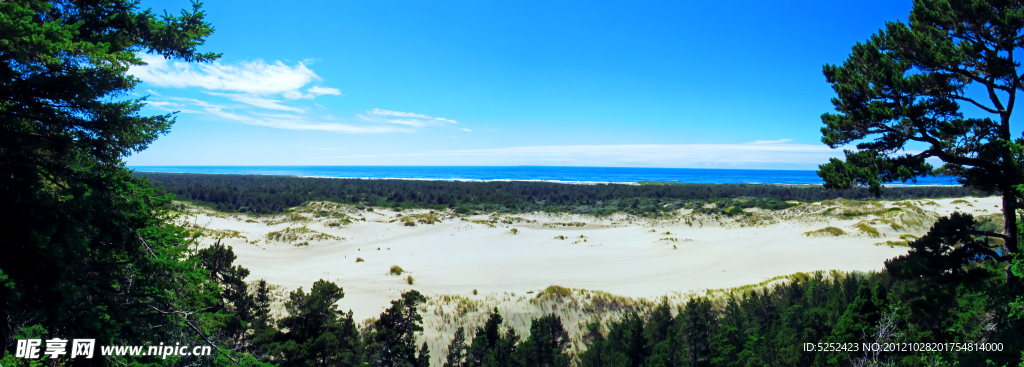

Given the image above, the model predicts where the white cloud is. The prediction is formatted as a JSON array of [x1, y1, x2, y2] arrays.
[[357, 108, 458, 127], [204, 92, 304, 112], [144, 101, 177, 109], [461, 128, 472, 132], [156, 97, 413, 133], [132, 54, 343, 111], [131, 54, 318, 95], [748, 139, 794, 144], [131, 55, 459, 134], [307, 86, 342, 96]]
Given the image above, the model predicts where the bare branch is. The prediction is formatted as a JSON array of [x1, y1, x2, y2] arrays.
[[137, 235, 157, 258]]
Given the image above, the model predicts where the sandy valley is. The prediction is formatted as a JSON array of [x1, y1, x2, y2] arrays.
[[177, 196, 1001, 360]]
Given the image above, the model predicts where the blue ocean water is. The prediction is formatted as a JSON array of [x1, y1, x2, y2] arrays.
[[130, 166, 960, 186]]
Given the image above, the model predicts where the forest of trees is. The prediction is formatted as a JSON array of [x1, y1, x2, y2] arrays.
[[139, 172, 983, 215]]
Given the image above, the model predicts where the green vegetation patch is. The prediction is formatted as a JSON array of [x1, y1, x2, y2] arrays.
[[804, 226, 846, 237], [265, 226, 342, 243], [543, 222, 586, 228], [853, 222, 882, 238]]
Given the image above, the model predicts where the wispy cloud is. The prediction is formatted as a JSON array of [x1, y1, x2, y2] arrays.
[[368, 108, 456, 124], [357, 108, 459, 127], [307, 86, 342, 97], [748, 139, 794, 144], [131, 54, 325, 95], [204, 92, 304, 112], [131, 54, 343, 113], [133, 55, 461, 134], [149, 98, 410, 133]]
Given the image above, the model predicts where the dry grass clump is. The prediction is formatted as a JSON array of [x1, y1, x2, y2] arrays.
[[875, 240, 911, 248], [543, 222, 585, 228], [263, 212, 310, 226], [804, 226, 846, 237], [820, 199, 889, 218], [191, 226, 248, 240], [325, 218, 353, 227], [951, 199, 972, 206], [853, 222, 882, 238], [406, 275, 414, 285], [703, 271, 846, 300], [581, 290, 654, 314], [546, 285, 572, 297], [355, 257, 364, 263], [393, 211, 444, 226], [500, 216, 536, 224], [469, 219, 498, 228], [264, 226, 342, 243], [389, 265, 405, 275]]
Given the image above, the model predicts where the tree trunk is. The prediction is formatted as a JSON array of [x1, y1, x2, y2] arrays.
[[1002, 180, 1018, 286]]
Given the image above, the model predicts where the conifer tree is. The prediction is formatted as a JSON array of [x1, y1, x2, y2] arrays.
[[819, 0, 1024, 273]]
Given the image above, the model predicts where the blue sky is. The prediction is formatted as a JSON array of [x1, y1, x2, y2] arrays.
[[127, 0, 920, 169]]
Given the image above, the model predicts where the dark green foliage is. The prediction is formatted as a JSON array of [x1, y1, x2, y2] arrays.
[[265, 279, 362, 366], [364, 290, 430, 367], [519, 314, 570, 367], [579, 214, 1024, 366], [440, 309, 572, 367], [445, 327, 469, 367], [139, 173, 980, 215], [0, 0, 252, 364]]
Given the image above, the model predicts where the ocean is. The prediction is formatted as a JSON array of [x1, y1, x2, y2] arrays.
[[130, 166, 960, 186]]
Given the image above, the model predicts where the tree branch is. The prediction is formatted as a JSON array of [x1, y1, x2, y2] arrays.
[[146, 305, 239, 364], [970, 230, 1009, 240], [137, 235, 157, 258], [949, 95, 1001, 114], [963, 242, 1012, 262]]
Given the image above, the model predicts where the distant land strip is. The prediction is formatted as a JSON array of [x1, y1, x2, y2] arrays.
[[138, 172, 985, 215]]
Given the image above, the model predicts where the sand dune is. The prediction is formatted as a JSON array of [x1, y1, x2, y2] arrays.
[[178, 196, 1000, 361]]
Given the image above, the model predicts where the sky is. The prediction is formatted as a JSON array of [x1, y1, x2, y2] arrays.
[[127, 0, 927, 169]]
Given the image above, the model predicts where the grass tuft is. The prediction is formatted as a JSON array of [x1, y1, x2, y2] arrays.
[[804, 226, 846, 237]]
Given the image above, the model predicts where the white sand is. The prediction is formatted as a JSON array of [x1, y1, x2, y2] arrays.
[[179, 196, 1001, 361]]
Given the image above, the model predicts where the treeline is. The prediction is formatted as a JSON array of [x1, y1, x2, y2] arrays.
[[576, 213, 1024, 366], [201, 213, 1022, 366], [138, 173, 984, 215]]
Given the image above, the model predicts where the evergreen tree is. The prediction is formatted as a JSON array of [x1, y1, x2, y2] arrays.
[[0, 0, 245, 364], [365, 290, 429, 367], [445, 327, 468, 367], [271, 279, 361, 367], [517, 314, 569, 367], [818, 0, 1024, 273], [675, 297, 716, 367]]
